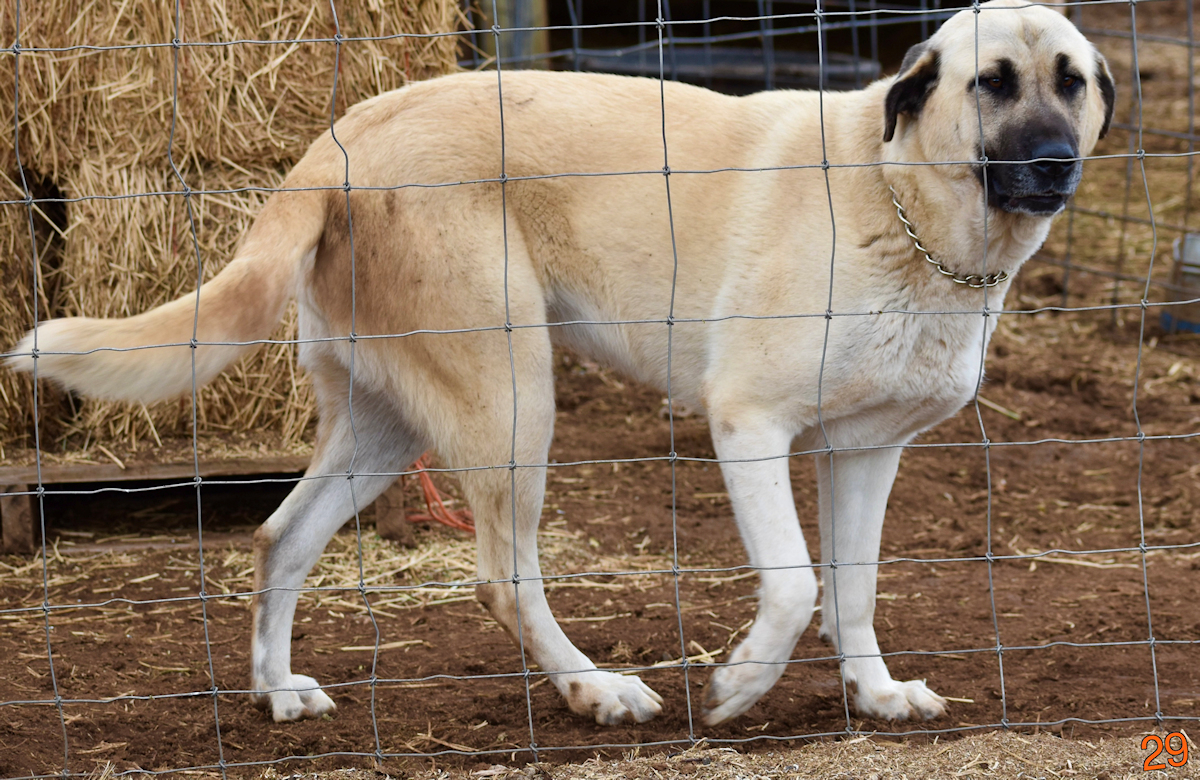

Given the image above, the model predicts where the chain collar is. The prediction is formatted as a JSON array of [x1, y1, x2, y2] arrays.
[[888, 186, 1009, 289]]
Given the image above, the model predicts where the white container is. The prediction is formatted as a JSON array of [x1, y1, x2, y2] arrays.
[[1162, 233, 1200, 333]]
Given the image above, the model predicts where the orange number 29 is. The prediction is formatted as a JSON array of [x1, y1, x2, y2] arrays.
[[1143, 732, 1189, 771]]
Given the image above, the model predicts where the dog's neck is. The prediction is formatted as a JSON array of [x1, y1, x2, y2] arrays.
[[861, 107, 1054, 295], [886, 171, 1050, 283]]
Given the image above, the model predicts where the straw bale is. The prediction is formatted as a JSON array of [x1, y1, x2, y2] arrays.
[[2, 0, 467, 178], [8, 159, 317, 456], [0, 198, 41, 458], [0, 163, 76, 458], [0, 0, 466, 456]]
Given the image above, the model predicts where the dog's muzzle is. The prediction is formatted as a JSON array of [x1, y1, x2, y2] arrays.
[[985, 139, 1082, 216]]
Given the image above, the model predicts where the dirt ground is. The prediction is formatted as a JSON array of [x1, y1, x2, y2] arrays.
[[2, 282, 1200, 777]]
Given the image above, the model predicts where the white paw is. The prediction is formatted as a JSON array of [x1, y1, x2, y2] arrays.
[[702, 645, 787, 725], [854, 678, 946, 721], [254, 674, 337, 722], [563, 671, 663, 725]]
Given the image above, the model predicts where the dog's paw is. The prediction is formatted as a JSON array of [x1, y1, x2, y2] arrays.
[[854, 678, 946, 721], [702, 648, 787, 725], [563, 671, 663, 725], [254, 674, 337, 722]]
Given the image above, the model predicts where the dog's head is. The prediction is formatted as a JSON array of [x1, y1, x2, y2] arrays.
[[883, 0, 1115, 217]]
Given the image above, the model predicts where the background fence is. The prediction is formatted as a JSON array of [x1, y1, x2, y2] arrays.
[[2, 0, 1199, 777]]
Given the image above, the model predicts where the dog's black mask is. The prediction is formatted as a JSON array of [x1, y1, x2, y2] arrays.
[[979, 120, 1082, 216]]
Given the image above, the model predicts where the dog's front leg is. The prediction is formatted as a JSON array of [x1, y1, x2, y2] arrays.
[[702, 417, 819, 725], [815, 447, 947, 721], [470, 467, 664, 726]]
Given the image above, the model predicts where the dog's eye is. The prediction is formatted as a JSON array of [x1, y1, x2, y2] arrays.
[[1062, 74, 1078, 89], [985, 76, 1003, 89]]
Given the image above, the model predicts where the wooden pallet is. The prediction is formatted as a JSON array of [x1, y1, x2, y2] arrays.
[[0, 455, 309, 553]]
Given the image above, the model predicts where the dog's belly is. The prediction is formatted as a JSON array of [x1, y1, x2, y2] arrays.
[[544, 282, 715, 409], [546, 286, 650, 382]]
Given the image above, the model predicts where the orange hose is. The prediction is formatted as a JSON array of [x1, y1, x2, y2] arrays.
[[405, 454, 475, 533]]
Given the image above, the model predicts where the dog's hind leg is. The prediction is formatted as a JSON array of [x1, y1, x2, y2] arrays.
[[702, 415, 819, 725], [815, 447, 947, 721], [443, 326, 663, 726], [250, 363, 426, 722]]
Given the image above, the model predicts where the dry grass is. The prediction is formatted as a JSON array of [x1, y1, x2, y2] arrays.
[[449, 732, 1160, 779], [0, 508, 675, 633], [73, 730, 1160, 778]]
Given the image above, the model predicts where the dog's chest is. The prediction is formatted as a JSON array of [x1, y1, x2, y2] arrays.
[[822, 310, 996, 440]]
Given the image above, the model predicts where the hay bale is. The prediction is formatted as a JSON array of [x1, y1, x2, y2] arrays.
[[0, 170, 72, 460], [1, 0, 465, 459], [2, 159, 316, 458], [2, 0, 466, 177], [37, 160, 316, 456], [0, 200, 40, 459]]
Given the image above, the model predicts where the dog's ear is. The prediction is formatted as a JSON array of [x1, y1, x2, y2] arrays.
[[883, 43, 941, 142], [1094, 51, 1115, 140]]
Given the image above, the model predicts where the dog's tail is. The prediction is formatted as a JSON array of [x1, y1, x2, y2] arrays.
[[5, 186, 328, 404]]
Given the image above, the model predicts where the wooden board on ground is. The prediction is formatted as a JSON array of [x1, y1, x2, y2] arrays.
[[0, 454, 309, 554]]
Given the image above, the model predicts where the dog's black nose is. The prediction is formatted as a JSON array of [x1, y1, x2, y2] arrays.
[[1029, 140, 1078, 179]]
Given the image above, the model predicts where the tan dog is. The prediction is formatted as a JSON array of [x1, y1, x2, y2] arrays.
[[9, 0, 1113, 727]]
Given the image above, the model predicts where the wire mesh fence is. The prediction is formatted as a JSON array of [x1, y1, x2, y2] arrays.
[[2, 0, 1199, 777]]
